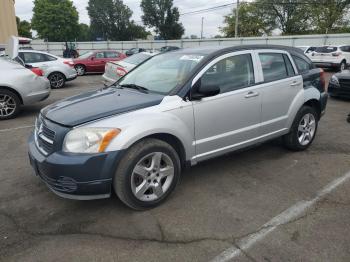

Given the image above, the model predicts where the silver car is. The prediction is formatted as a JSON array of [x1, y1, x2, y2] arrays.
[[0, 57, 50, 119], [28, 45, 328, 209], [102, 52, 157, 85], [18, 50, 77, 88]]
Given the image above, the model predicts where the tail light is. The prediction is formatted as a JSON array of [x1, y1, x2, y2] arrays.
[[31, 67, 43, 76], [64, 60, 74, 67], [320, 68, 326, 92], [332, 52, 342, 57], [116, 67, 127, 77]]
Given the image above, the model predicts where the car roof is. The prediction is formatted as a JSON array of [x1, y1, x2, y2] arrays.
[[170, 44, 305, 56]]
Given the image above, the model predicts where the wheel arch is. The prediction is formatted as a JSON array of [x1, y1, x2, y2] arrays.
[[304, 99, 321, 120], [0, 86, 23, 104], [48, 71, 66, 80]]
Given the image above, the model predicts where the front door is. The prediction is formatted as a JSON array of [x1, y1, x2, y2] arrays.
[[192, 51, 262, 162]]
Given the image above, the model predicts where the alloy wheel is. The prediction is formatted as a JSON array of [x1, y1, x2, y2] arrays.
[[297, 113, 316, 146], [75, 65, 85, 76], [49, 73, 64, 88], [0, 94, 16, 117], [131, 152, 175, 202]]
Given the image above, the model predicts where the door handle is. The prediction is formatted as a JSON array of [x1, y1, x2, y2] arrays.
[[290, 81, 300, 87], [245, 91, 259, 98]]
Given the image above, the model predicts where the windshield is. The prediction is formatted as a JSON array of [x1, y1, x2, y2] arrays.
[[315, 46, 337, 53], [79, 51, 93, 58], [123, 53, 152, 65], [297, 46, 307, 52], [118, 52, 205, 94]]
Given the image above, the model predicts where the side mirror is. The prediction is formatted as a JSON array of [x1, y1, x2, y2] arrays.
[[191, 78, 220, 100], [90, 56, 95, 60]]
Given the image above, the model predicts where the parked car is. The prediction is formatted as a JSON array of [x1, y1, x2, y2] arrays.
[[125, 48, 146, 56], [18, 50, 77, 89], [328, 70, 350, 98], [73, 50, 127, 75], [310, 45, 350, 71], [28, 45, 327, 209], [297, 46, 317, 57], [159, 46, 180, 52], [102, 52, 158, 85], [0, 56, 50, 119]]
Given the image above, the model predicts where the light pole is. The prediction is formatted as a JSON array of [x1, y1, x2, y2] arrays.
[[235, 0, 239, 38], [201, 17, 204, 39]]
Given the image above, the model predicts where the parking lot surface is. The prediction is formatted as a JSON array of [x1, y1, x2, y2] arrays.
[[0, 73, 349, 262]]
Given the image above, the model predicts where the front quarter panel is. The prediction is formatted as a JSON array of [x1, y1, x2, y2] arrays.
[[82, 96, 195, 161]]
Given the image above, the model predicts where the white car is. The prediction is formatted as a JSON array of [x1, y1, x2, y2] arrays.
[[18, 50, 77, 88], [310, 45, 350, 71], [297, 46, 317, 57], [0, 56, 50, 119], [102, 52, 157, 85]]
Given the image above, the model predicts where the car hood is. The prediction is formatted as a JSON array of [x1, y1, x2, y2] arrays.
[[41, 87, 164, 127]]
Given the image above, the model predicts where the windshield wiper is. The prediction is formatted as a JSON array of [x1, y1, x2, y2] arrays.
[[119, 84, 149, 93]]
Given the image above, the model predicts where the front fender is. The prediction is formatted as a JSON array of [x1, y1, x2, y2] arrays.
[[84, 100, 195, 161]]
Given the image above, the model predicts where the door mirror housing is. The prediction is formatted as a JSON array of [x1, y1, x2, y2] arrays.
[[191, 79, 220, 100], [90, 56, 95, 60]]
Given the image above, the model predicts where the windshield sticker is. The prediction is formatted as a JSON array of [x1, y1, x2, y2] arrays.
[[180, 55, 204, 62]]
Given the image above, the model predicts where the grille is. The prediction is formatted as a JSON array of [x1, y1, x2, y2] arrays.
[[35, 116, 56, 155], [339, 79, 350, 89]]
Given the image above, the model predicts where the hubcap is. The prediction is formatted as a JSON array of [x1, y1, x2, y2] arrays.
[[298, 113, 316, 146], [76, 66, 84, 75], [0, 94, 16, 117], [131, 152, 174, 202], [50, 74, 64, 88]]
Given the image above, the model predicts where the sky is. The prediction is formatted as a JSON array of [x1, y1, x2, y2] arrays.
[[15, 0, 239, 38]]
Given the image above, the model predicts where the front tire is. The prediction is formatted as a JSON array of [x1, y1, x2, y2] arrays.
[[75, 64, 86, 76], [283, 106, 318, 151], [339, 60, 346, 72], [114, 138, 181, 210], [0, 89, 21, 120]]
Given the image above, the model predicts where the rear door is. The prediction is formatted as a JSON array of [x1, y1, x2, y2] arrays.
[[256, 50, 303, 135]]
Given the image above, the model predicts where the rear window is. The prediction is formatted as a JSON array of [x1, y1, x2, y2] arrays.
[[259, 53, 289, 82], [315, 46, 337, 53], [123, 53, 152, 65]]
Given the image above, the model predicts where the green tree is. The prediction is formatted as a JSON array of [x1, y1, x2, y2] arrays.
[[88, 0, 147, 40], [31, 0, 79, 41], [256, 0, 311, 35], [309, 0, 350, 34], [221, 2, 275, 37], [77, 23, 91, 41], [16, 17, 32, 38], [140, 0, 184, 39]]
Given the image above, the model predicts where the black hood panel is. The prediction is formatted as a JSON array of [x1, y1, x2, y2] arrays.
[[42, 88, 164, 127]]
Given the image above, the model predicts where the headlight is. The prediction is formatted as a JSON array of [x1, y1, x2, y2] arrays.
[[330, 75, 339, 86], [63, 127, 121, 153]]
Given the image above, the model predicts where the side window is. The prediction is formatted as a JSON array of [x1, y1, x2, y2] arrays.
[[341, 46, 350, 52], [22, 52, 47, 63], [259, 53, 288, 82], [45, 54, 57, 61], [95, 52, 105, 58], [292, 55, 311, 73], [283, 54, 295, 76], [104, 51, 119, 58], [201, 54, 255, 94]]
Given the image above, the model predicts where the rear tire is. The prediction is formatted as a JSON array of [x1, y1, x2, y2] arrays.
[[0, 89, 21, 120], [48, 72, 66, 89], [283, 106, 318, 151], [114, 138, 181, 210]]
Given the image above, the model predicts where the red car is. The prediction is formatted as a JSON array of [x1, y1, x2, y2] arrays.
[[73, 50, 126, 75]]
